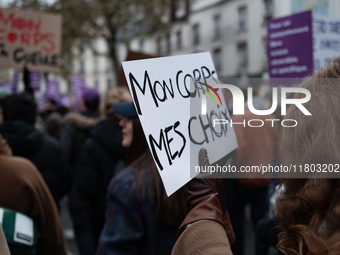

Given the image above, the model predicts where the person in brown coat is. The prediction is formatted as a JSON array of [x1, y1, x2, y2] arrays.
[[173, 149, 235, 255], [0, 135, 67, 255], [0, 224, 10, 255], [173, 220, 232, 255]]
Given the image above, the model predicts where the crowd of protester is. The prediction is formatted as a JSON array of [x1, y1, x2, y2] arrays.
[[1, 57, 340, 255]]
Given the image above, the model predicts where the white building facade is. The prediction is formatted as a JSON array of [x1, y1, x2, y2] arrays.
[[129, 0, 340, 81], [62, 0, 340, 95]]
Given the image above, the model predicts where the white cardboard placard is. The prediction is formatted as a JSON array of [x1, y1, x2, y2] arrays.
[[122, 52, 238, 196], [0, 8, 62, 72], [313, 15, 340, 72]]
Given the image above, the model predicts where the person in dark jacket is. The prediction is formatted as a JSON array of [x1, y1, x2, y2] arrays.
[[60, 87, 101, 255], [76, 87, 132, 249], [0, 93, 71, 209], [97, 101, 188, 255], [61, 87, 101, 167]]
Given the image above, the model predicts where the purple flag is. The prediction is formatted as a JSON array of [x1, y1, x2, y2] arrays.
[[46, 80, 60, 103], [30, 71, 41, 92], [267, 11, 314, 85], [60, 95, 73, 108], [35, 97, 45, 113], [238, 73, 249, 89], [72, 75, 86, 111], [0, 83, 12, 94], [12, 69, 20, 93]]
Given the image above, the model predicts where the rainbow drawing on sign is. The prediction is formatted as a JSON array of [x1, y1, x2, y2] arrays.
[[198, 82, 222, 115]]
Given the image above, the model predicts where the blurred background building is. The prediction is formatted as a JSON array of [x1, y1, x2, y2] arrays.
[[67, 0, 340, 95], [1, 0, 340, 97]]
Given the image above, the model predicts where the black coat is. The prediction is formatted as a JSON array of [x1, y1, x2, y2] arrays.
[[0, 120, 71, 206], [76, 117, 127, 239], [60, 111, 99, 170], [60, 111, 99, 210]]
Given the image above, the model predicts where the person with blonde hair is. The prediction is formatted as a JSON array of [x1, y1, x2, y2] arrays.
[[171, 57, 340, 255], [76, 86, 133, 252], [100, 86, 133, 118], [275, 57, 340, 254]]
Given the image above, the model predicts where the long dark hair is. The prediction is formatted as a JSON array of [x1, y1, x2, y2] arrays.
[[277, 57, 340, 254], [126, 118, 188, 227]]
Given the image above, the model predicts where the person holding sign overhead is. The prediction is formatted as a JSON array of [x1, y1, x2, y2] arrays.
[[97, 102, 188, 255]]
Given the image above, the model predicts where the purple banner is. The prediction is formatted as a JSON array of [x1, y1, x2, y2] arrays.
[[60, 95, 72, 108], [0, 83, 12, 94], [35, 97, 45, 113], [72, 75, 86, 111], [12, 69, 20, 93], [46, 79, 60, 103], [267, 11, 314, 84], [30, 71, 41, 92]]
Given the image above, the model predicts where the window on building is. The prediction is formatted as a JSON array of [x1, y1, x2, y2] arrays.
[[156, 37, 162, 55], [177, 30, 182, 50], [166, 33, 171, 54], [94, 59, 99, 73], [106, 59, 112, 73], [238, 6, 247, 31], [79, 46, 85, 56], [193, 23, 200, 45], [213, 15, 221, 39], [213, 48, 222, 72], [179, 0, 186, 10], [95, 80, 99, 89], [264, 0, 274, 19], [139, 39, 144, 51], [92, 39, 100, 53], [107, 78, 113, 90], [66, 61, 73, 73], [172, 0, 187, 21], [238, 43, 248, 68], [80, 60, 85, 74], [103, 42, 109, 54]]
